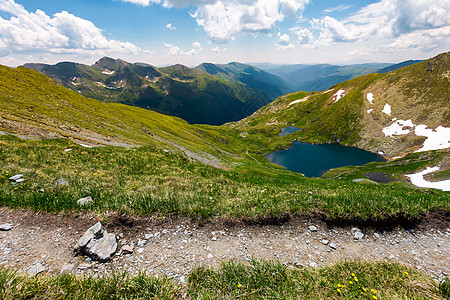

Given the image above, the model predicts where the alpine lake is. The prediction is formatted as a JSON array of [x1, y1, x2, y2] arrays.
[[266, 127, 385, 177]]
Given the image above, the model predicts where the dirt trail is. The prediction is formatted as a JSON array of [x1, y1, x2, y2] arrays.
[[0, 208, 448, 283]]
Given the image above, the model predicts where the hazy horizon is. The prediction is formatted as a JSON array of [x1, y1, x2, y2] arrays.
[[1, 0, 448, 67]]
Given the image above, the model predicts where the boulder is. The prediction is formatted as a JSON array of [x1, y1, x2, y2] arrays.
[[9, 174, 23, 182], [85, 232, 117, 262], [75, 222, 103, 252], [55, 178, 68, 186], [74, 222, 117, 262]]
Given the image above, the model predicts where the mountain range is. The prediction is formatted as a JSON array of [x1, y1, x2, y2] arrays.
[[252, 60, 423, 92], [23, 58, 290, 126]]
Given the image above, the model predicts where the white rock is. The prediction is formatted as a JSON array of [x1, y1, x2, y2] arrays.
[[77, 196, 93, 206], [60, 263, 75, 274], [0, 223, 14, 231], [28, 263, 45, 276], [309, 262, 318, 268], [321, 239, 329, 245], [308, 226, 318, 232], [329, 242, 338, 249], [9, 174, 23, 181], [122, 245, 133, 254]]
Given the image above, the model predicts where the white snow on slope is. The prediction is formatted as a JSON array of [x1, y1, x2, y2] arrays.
[[382, 119, 415, 136], [367, 93, 374, 104], [406, 166, 450, 191], [382, 103, 391, 115], [288, 96, 309, 107], [415, 125, 450, 152], [102, 70, 114, 75], [322, 89, 334, 94], [333, 90, 345, 103]]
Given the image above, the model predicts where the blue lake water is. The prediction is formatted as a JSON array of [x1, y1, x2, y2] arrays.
[[265, 141, 385, 177], [279, 126, 300, 136]]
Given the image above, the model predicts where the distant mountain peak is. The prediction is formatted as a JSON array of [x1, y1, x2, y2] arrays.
[[94, 57, 128, 70]]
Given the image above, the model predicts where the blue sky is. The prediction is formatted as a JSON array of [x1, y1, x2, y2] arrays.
[[0, 0, 448, 67]]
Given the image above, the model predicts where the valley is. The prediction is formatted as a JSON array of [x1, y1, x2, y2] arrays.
[[0, 51, 449, 299]]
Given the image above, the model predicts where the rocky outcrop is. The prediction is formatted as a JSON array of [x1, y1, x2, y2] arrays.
[[74, 222, 117, 262]]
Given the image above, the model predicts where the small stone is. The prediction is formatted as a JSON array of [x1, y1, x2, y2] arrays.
[[78, 262, 93, 270], [122, 245, 133, 254], [321, 239, 329, 245], [77, 196, 93, 206], [309, 262, 318, 268], [207, 253, 213, 259], [388, 254, 396, 261], [144, 233, 153, 239], [179, 276, 186, 283], [0, 223, 14, 231], [39, 188, 45, 193], [55, 178, 69, 186], [351, 227, 361, 234], [64, 148, 72, 152], [137, 248, 144, 254], [374, 232, 381, 239], [15, 178, 25, 183], [60, 263, 75, 274], [329, 242, 338, 249], [308, 226, 318, 232], [28, 263, 45, 276], [137, 239, 147, 247], [211, 236, 217, 241], [9, 174, 23, 182]]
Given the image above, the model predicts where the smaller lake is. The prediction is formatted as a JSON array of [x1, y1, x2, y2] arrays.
[[265, 141, 385, 177], [279, 126, 300, 136]]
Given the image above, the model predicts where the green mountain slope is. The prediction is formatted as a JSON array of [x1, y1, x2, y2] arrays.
[[23, 58, 268, 125], [195, 62, 292, 100], [0, 64, 247, 168], [0, 59, 448, 222], [235, 52, 450, 158]]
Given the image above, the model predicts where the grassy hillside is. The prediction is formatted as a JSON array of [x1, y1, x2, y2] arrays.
[[195, 62, 292, 99], [0, 61, 449, 222], [236, 52, 449, 158], [24, 58, 267, 125]]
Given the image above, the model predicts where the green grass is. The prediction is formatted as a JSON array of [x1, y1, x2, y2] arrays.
[[189, 259, 444, 299], [0, 260, 446, 299], [0, 270, 178, 300], [0, 135, 448, 221]]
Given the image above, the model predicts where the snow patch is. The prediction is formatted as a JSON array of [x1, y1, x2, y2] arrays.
[[333, 90, 345, 103], [322, 89, 334, 94], [367, 93, 374, 104], [406, 166, 450, 191], [102, 70, 114, 75], [414, 125, 450, 152], [382, 103, 391, 115], [367, 109, 373, 114], [382, 119, 415, 137], [288, 96, 309, 107]]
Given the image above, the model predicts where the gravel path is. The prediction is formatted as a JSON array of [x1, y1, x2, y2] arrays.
[[0, 208, 448, 283]]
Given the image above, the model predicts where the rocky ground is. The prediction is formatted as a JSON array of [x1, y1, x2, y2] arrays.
[[0, 208, 448, 283]]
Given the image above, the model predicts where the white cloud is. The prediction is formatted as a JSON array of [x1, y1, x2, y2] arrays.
[[193, 0, 309, 42], [166, 23, 176, 30], [308, 0, 450, 51], [323, 4, 352, 14], [164, 41, 203, 56], [275, 32, 294, 50], [212, 46, 226, 53], [123, 0, 309, 43], [290, 27, 313, 44], [0, 0, 140, 55]]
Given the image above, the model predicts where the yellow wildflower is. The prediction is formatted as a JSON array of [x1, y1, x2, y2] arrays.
[[349, 281, 353, 284], [237, 283, 242, 288], [337, 288, 342, 293], [372, 296, 377, 300], [371, 289, 377, 294], [403, 271, 408, 276], [351, 273, 356, 277]]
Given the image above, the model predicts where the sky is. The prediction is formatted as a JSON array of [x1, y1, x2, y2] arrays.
[[0, 0, 449, 67]]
